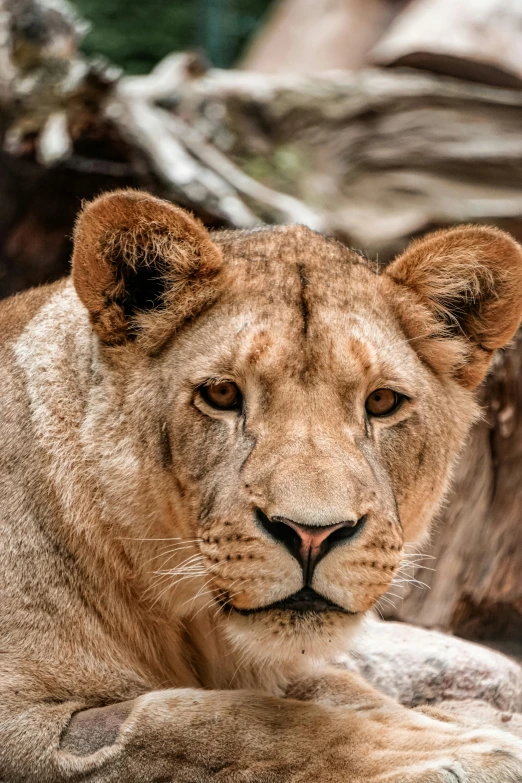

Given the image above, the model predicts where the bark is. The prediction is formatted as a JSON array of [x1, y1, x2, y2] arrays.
[[0, 0, 325, 296], [180, 67, 522, 258], [240, 0, 404, 74], [371, 0, 522, 89]]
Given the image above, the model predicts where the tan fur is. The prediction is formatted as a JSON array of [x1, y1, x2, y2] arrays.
[[2, 190, 522, 782]]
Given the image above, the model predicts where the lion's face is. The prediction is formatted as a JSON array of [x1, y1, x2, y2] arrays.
[[72, 191, 522, 666], [158, 228, 475, 662]]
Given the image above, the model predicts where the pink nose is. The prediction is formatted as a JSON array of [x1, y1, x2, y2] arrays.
[[258, 510, 367, 582], [256, 509, 367, 581], [282, 519, 348, 566]]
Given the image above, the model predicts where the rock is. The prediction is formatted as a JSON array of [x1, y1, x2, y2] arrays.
[[336, 618, 522, 713]]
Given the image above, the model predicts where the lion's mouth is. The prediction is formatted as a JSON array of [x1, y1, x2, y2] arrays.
[[225, 586, 357, 616]]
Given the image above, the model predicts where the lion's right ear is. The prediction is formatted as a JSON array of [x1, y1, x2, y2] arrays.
[[72, 189, 222, 348]]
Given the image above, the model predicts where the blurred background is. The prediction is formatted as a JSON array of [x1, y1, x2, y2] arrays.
[[74, 0, 271, 72], [1, 0, 521, 652]]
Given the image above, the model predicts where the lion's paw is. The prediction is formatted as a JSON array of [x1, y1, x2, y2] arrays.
[[377, 726, 522, 783]]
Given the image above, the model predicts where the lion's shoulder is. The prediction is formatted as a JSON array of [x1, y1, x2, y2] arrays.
[[0, 278, 68, 343]]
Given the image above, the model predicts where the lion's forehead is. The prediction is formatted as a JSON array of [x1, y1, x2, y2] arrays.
[[230, 308, 410, 379], [216, 227, 371, 300], [168, 228, 428, 410], [183, 288, 418, 397]]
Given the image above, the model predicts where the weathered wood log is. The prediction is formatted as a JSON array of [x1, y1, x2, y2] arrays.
[[4, 1, 522, 284], [240, 0, 404, 74], [371, 0, 522, 89], [180, 67, 522, 258], [110, 86, 325, 231], [0, 0, 143, 296], [0, 0, 325, 295], [0, 1, 15, 108]]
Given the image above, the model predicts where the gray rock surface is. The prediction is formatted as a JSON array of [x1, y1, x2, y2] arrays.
[[335, 618, 522, 718]]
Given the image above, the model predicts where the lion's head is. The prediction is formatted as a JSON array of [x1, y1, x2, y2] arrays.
[[72, 190, 522, 667]]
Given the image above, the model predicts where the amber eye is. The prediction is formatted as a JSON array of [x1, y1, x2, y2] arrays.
[[365, 388, 402, 417], [200, 381, 242, 411]]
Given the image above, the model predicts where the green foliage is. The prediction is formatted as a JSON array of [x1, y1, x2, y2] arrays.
[[72, 0, 274, 74], [243, 145, 306, 195]]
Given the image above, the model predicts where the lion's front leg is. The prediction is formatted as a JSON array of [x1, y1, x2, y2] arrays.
[[285, 668, 522, 782], [5, 688, 323, 783], [4, 674, 522, 783]]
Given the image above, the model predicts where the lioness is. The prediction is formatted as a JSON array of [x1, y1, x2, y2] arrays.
[[2, 189, 522, 783]]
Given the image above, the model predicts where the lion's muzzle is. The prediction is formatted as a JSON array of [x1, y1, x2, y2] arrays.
[[256, 508, 367, 583]]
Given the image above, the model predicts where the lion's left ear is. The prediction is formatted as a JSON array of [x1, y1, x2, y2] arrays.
[[385, 225, 522, 388]]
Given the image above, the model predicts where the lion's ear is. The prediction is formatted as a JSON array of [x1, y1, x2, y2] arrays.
[[385, 225, 522, 388], [72, 189, 222, 348]]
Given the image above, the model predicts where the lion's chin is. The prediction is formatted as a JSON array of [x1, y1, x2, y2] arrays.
[[222, 603, 363, 670]]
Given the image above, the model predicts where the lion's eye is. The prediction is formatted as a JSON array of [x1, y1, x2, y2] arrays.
[[365, 388, 402, 417], [200, 382, 242, 411]]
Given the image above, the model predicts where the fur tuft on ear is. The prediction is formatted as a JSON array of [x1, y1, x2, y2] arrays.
[[385, 225, 522, 388], [72, 189, 222, 348]]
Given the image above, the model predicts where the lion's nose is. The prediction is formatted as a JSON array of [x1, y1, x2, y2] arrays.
[[256, 509, 367, 583]]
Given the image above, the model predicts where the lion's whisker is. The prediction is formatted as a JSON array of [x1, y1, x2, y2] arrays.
[[149, 571, 208, 609], [142, 544, 201, 567], [121, 536, 203, 543]]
